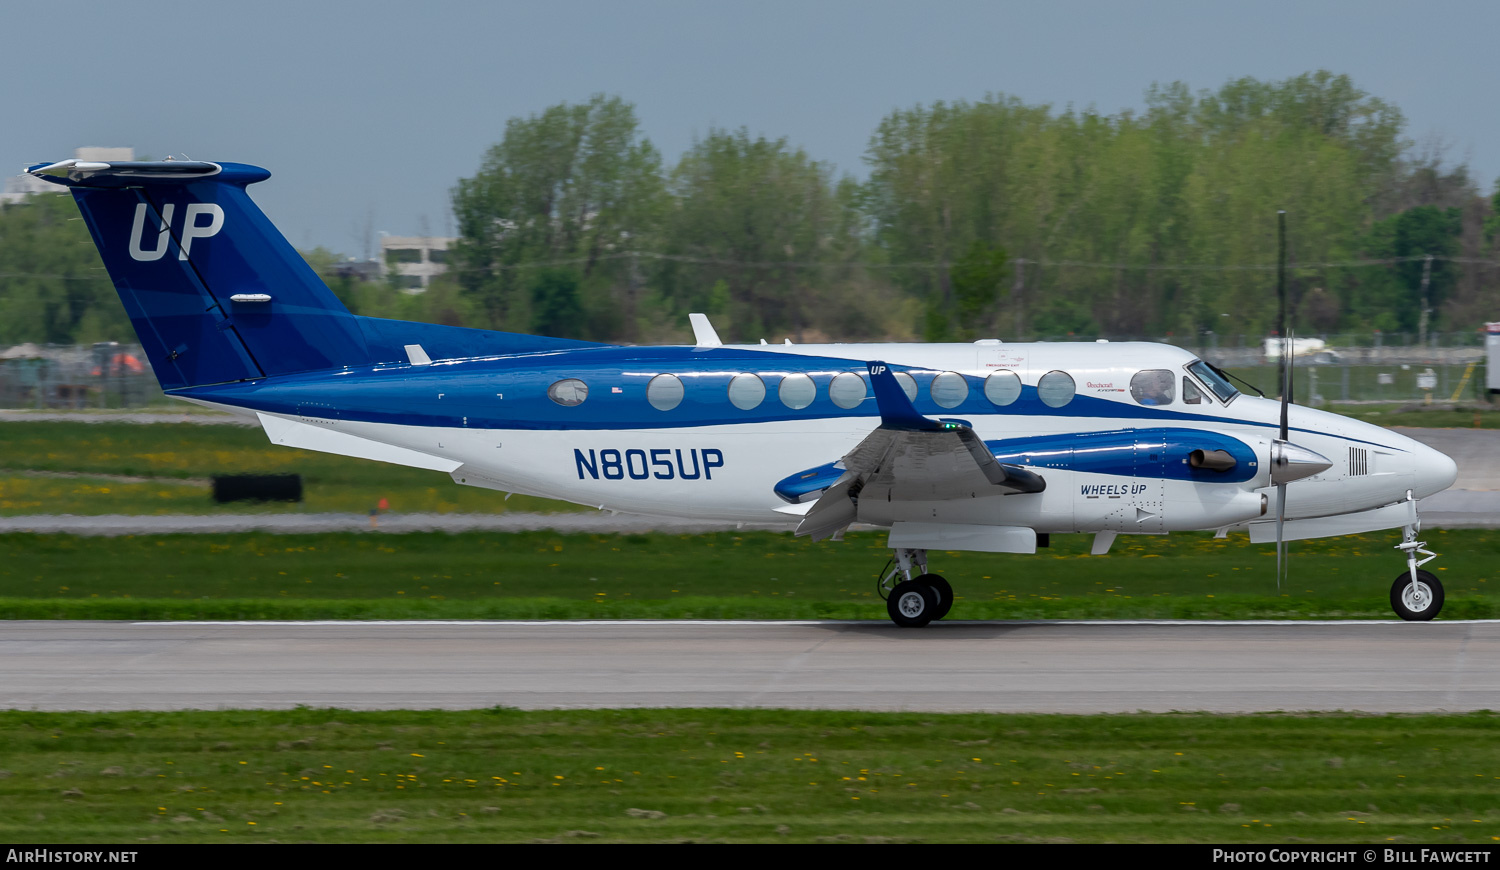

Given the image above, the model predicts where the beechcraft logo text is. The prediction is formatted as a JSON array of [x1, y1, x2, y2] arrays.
[[128, 202, 225, 261]]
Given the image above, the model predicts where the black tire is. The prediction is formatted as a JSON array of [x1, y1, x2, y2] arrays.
[[916, 573, 953, 621], [1390, 569, 1444, 621], [887, 580, 938, 627]]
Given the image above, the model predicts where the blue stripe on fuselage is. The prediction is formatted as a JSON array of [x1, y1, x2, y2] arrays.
[[174, 344, 1406, 452], [771, 427, 1260, 502]]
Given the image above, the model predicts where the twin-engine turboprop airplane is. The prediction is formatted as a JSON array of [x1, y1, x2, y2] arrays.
[[29, 158, 1460, 626]]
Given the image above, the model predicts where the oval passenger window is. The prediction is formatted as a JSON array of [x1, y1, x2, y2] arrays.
[[1037, 371, 1075, 408], [930, 371, 969, 409], [548, 378, 588, 407], [727, 373, 766, 410], [646, 374, 684, 411], [778, 373, 816, 410], [983, 371, 1022, 406], [828, 372, 867, 410]]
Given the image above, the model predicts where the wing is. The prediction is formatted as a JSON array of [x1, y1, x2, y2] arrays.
[[790, 362, 1045, 541]]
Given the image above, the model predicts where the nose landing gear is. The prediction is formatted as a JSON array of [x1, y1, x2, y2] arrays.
[[1393, 511, 1443, 621], [880, 548, 954, 627], [1391, 569, 1443, 621]]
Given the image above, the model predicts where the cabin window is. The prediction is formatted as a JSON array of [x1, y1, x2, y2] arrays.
[[983, 371, 1022, 406], [930, 371, 969, 409], [894, 372, 918, 401], [1187, 360, 1239, 404], [1037, 371, 1075, 408], [727, 373, 766, 410], [1130, 370, 1176, 406], [1182, 376, 1209, 405], [646, 374, 684, 411], [778, 373, 816, 410], [547, 378, 588, 407], [829, 372, 867, 410]]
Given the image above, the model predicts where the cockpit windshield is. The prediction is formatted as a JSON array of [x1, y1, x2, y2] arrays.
[[1187, 360, 1239, 404]]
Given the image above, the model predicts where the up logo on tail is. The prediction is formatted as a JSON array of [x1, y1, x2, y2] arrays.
[[128, 202, 225, 262]]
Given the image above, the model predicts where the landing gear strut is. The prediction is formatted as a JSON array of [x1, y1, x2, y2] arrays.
[[880, 548, 953, 627], [1392, 512, 1443, 621]]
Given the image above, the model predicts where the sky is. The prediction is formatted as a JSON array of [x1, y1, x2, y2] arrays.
[[4, 0, 1496, 254]]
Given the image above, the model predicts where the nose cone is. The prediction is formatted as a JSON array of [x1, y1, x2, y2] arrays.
[[1271, 441, 1333, 485], [1412, 443, 1459, 498]]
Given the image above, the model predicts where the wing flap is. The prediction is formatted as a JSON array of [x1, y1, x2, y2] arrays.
[[795, 474, 860, 541], [788, 361, 1046, 538]]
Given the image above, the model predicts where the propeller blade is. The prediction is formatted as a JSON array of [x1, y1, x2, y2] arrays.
[[1275, 482, 1286, 590], [1276, 210, 1289, 590], [1278, 210, 1289, 442]]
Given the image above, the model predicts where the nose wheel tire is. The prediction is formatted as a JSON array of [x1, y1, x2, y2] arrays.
[[887, 580, 938, 627], [1390, 569, 1444, 621], [915, 573, 953, 621]]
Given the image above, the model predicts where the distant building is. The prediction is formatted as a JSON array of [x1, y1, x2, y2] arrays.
[[380, 235, 454, 292], [2, 147, 135, 206], [74, 147, 136, 162], [0, 172, 54, 206]]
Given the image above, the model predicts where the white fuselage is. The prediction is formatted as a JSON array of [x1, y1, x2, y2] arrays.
[[209, 340, 1458, 533]]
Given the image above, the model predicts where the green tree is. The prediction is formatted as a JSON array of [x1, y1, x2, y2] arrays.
[[1358, 205, 1463, 333], [528, 268, 585, 338], [863, 72, 1422, 340], [0, 193, 128, 345], [449, 94, 664, 339], [947, 240, 1008, 339], [654, 128, 878, 342]]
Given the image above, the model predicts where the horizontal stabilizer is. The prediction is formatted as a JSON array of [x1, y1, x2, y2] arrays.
[[30, 159, 222, 183], [257, 413, 460, 472]]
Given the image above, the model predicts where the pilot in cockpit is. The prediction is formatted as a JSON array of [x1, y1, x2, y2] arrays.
[[1136, 370, 1175, 406]]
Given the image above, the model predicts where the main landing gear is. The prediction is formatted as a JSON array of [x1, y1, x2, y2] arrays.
[[881, 548, 953, 627], [1392, 516, 1443, 621]]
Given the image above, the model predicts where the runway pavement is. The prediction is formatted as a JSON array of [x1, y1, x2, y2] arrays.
[[3, 619, 1496, 713]]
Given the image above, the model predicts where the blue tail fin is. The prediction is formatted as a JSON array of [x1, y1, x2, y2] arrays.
[[29, 159, 369, 390]]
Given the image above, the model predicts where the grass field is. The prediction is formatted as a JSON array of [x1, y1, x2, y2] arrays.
[[2, 527, 1496, 621], [0, 422, 579, 515], [3, 708, 1498, 844]]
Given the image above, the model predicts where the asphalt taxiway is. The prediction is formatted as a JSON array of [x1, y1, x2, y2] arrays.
[[3, 619, 1496, 713]]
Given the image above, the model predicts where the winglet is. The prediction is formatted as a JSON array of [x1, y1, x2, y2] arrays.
[[866, 361, 941, 431], [688, 313, 722, 348]]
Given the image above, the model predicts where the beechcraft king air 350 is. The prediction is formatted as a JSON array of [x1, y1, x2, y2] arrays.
[[30, 158, 1461, 626]]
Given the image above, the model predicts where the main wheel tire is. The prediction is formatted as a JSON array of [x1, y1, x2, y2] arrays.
[[1391, 569, 1444, 621], [916, 573, 953, 620], [887, 580, 938, 628]]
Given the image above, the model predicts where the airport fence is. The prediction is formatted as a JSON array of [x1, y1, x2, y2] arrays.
[[0, 343, 167, 409], [0, 334, 1490, 410]]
